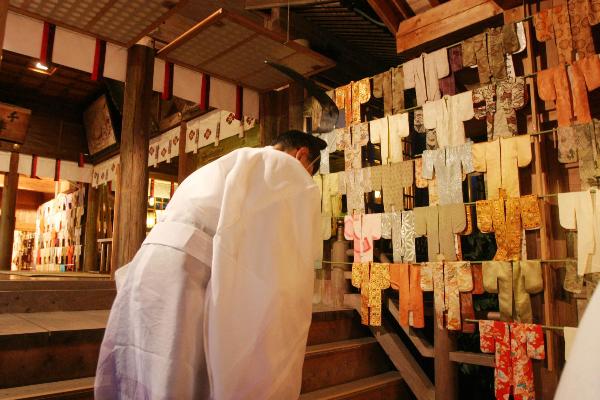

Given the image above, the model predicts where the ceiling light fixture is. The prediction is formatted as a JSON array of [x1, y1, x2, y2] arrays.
[[35, 62, 49, 71], [28, 60, 56, 75]]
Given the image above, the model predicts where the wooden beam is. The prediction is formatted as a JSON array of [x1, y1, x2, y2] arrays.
[[390, 0, 416, 19], [367, 0, 403, 35], [289, 83, 304, 130], [245, 0, 335, 10], [449, 351, 495, 367], [396, 0, 503, 53], [434, 319, 458, 400], [114, 43, 154, 269], [0, 0, 8, 69], [260, 91, 280, 146], [83, 185, 98, 272], [0, 152, 19, 270]]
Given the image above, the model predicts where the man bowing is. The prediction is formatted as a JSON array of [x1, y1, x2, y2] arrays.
[[95, 130, 327, 399]]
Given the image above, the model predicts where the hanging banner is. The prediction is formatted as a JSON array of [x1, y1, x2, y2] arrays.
[[148, 126, 180, 167]]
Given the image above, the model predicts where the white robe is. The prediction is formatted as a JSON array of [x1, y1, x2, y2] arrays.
[[555, 286, 600, 399], [95, 147, 322, 399]]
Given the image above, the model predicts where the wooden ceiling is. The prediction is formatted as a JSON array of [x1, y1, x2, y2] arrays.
[[157, 8, 335, 91], [0, 51, 104, 106], [4, 0, 524, 90], [8, 0, 186, 47]]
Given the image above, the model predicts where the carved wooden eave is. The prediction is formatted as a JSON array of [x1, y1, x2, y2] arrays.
[[395, 0, 503, 53]]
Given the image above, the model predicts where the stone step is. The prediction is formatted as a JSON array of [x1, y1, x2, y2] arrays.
[[301, 337, 395, 393], [0, 377, 94, 400], [300, 371, 413, 400], [0, 311, 109, 389], [307, 309, 371, 346]]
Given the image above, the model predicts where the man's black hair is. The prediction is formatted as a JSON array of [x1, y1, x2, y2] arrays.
[[271, 130, 327, 173]]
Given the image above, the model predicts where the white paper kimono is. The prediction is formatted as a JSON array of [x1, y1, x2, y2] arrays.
[[95, 147, 321, 400]]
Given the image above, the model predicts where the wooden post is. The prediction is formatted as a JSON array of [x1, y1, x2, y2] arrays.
[[0, 0, 8, 68], [434, 323, 458, 400], [288, 82, 304, 131], [110, 165, 121, 278], [0, 151, 19, 270], [114, 43, 154, 269], [260, 92, 279, 145], [177, 121, 189, 183], [82, 184, 98, 271]]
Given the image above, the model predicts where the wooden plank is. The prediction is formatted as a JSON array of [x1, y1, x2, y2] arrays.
[[367, 0, 403, 34], [0, 151, 19, 270], [396, 0, 502, 52], [449, 351, 495, 367], [344, 294, 435, 400], [299, 371, 404, 400], [114, 44, 153, 269], [245, 0, 336, 9], [0, 377, 95, 399], [398, 0, 490, 33], [0, 176, 72, 193], [83, 185, 98, 272], [386, 298, 434, 358]]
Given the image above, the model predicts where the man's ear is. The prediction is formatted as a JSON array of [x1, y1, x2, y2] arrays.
[[295, 146, 310, 160]]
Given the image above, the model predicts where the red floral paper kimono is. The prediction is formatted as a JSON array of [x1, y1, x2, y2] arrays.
[[479, 320, 545, 400], [509, 323, 545, 400]]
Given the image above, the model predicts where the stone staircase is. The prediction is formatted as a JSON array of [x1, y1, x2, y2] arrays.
[[0, 279, 412, 399]]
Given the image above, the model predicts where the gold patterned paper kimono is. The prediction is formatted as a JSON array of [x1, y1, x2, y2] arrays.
[[335, 79, 371, 126], [352, 262, 390, 326], [476, 192, 541, 261]]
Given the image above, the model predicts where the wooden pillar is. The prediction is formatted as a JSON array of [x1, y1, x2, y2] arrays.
[[114, 43, 154, 269], [260, 92, 279, 145], [82, 185, 98, 271], [434, 323, 457, 400], [288, 82, 304, 130], [0, 151, 19, 270], [177, 121, 189, 183], [0, 0, 8, 68], [110, 165, 121, 278]]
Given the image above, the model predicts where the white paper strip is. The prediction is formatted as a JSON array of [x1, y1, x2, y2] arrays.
[[53, 27, 95, 73], [4, 12, 43, 59]]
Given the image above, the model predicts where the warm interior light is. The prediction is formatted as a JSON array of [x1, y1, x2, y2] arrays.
[[35, 62, 49, 71], [148, 196, 155, 207], [374, 190, 382, 199], [146, 212, 156, 229]]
